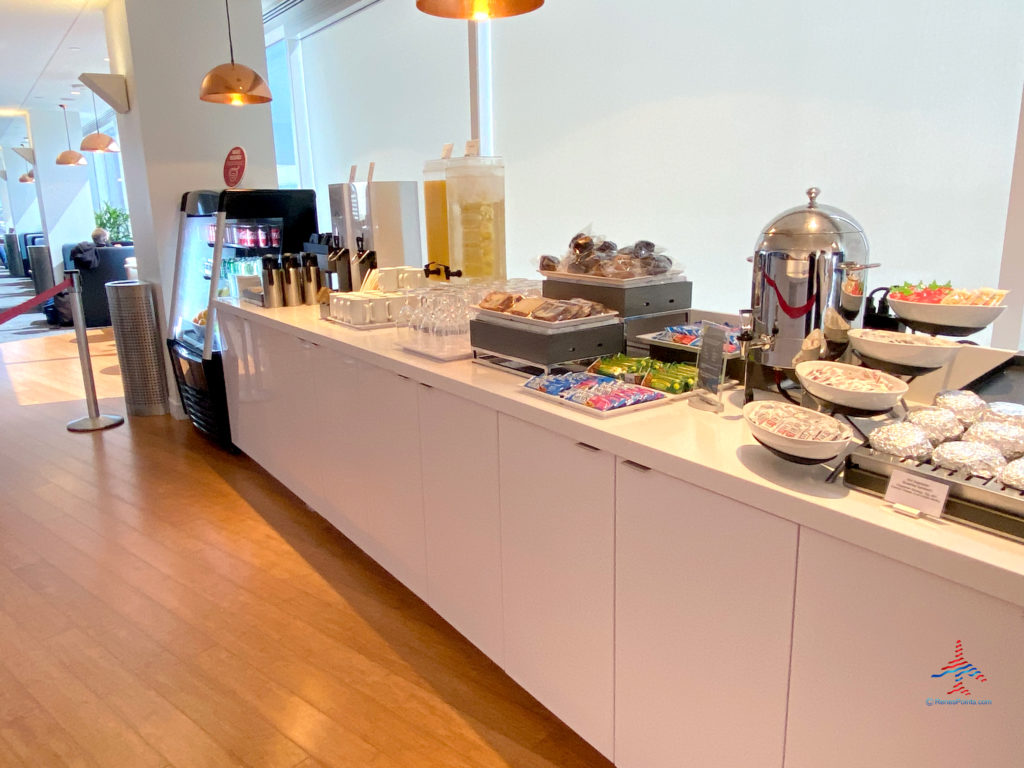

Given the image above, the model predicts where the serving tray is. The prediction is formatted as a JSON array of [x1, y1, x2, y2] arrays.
[[474, 305, 620, 334], [539, 269, 686, 287], [522, 382, 674, 418]]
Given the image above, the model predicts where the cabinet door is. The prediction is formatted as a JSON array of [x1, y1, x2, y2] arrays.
[[418, 385, 502, 663], [249, 326, 324, 512], [785, 529, 1024, 768], [614, 462, 798, 768], [353, 365, 428, 600], [309, 348, 371, 541], [498, 414, 615, 760], [219, 314, 280, 472]]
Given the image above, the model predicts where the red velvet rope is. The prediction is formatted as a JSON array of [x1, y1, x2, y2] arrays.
[[763, 273, 817, 319], [0, 278, 74, 326]]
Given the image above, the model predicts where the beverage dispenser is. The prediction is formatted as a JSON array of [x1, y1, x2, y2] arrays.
[[748, 187, 877, 371], [365, 181, 423, 269], [446, 156, 506, 281], [328, 178, 423, 289]]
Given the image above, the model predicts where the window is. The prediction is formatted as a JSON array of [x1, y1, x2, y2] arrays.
[[266, 39, 300, 189]]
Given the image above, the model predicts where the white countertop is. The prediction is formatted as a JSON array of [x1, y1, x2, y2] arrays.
[[216, 299, 1024, 606]]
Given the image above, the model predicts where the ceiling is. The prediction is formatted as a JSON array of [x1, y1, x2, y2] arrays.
[[0, 0, 112, 146], [0, 0, 322, 150]]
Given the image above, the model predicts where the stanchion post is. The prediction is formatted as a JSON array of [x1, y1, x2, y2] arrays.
[[66, 269, 125, 433]]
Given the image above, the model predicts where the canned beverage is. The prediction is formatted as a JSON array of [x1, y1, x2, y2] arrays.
[[269, 226, 281, 247], [207, 223, 217, 243], [257, 226, 268, 248]]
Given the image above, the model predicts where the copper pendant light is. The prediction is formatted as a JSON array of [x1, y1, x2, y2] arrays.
[[416, 0, 543, 20], [17, 149, 33, 182], [56, 105, 87, 166], [199, 0, 272, 105], [80, 90, 120, 153]]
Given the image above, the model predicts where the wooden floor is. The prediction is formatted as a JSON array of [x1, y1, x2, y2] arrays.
[[0, 329, 612, 768]]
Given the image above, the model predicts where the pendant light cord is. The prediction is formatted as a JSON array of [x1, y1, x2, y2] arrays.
[[225, 0, 235, 65], [91, 91, 100, 134], [60, 104, 72, 150]]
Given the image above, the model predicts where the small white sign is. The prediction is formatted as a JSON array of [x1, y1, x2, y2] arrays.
[[884, 468, 950, 520]]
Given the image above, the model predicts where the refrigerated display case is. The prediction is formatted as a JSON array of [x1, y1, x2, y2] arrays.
[[166, 188, 317, 447]]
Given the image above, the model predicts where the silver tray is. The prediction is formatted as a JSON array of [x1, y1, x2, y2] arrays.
[[637, 331, 741, 359], [474, 305, 620, 334], [538, 269, 686, 287]]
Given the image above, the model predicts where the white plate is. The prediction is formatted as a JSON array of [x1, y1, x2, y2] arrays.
[[887, 297, 1005, 329], [522, 382, 674, 418], [795, 360, 908, 411], [538, 269, 686, 287], [743, 401, 853, 461], [474, 305, 620, 333], [847, 328, 958, 369]]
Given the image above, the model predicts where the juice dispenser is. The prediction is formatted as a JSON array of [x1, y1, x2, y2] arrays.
[[446, 156, 506, 281], [423, 156, 450, 277]]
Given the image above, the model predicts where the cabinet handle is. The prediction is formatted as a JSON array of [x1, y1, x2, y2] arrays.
[[397, 373, 411, 381], [298, 339, 319, 350], [575, 441, 600, 452], [621, 459, 651, 472], [419, 382, 433, 390]]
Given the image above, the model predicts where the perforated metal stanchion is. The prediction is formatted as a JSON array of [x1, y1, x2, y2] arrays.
[[65, 270, 124, 433]]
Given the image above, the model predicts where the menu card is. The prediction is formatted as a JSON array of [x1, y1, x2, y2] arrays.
[[689, 322, 729, 413]]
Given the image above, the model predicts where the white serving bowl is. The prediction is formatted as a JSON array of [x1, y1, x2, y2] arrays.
[[795, 360, 908, 412], [847, 328, 958, 370], [887, 297, 1005, 330], [743, 401, 852, 461]]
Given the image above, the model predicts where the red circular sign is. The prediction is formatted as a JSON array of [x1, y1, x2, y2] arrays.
[[223, 146, 246, 188]]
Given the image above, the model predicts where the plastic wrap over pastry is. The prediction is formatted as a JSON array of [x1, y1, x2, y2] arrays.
[[962, 421, 1024, 460], [906, 407, 964, 444], [980, 401, 1024, 429], [998, 458, 1024, 491], [933, 390, 987, 426], [930, 441, 1006, 478], [868, 423, 933, 460]]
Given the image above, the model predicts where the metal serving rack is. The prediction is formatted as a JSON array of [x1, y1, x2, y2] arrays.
[[471, 349, 595, 378], [844, 447, 1024, 544]]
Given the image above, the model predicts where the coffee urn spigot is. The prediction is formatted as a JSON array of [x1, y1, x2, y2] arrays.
[[739, 309, 776, 404]]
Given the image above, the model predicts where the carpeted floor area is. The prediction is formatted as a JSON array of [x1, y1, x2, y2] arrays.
[[0, 267, 69, 344]]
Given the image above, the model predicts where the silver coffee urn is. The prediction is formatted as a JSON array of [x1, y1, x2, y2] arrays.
[[744, 187, 877, 397]]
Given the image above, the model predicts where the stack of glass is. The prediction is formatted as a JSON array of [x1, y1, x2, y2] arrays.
[[397, 279, 541, 360]]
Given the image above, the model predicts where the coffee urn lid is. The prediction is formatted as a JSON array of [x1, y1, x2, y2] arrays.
[[755, 187, 868, 256]]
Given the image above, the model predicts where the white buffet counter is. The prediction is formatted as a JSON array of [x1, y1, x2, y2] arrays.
[[216, 298, 1024, 768]]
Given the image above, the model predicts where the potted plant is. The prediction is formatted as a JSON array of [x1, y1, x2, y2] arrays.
[[95, 202, 132, 243]]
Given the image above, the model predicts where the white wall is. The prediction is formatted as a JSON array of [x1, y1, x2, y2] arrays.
[[294, 0, 1024, 342], [106, 0, 278, 322], [492, 0, 1024, 318], [1, 144, 42, 235], [299, 0, 470, 227]]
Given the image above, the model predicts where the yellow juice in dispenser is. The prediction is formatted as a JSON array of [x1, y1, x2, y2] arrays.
[[423, 161, 450, 279], [446, 156, 506, 281]]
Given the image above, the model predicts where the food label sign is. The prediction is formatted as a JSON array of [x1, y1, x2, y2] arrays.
[[223, 146, 246, 188], [690, 323, 729, 413]]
